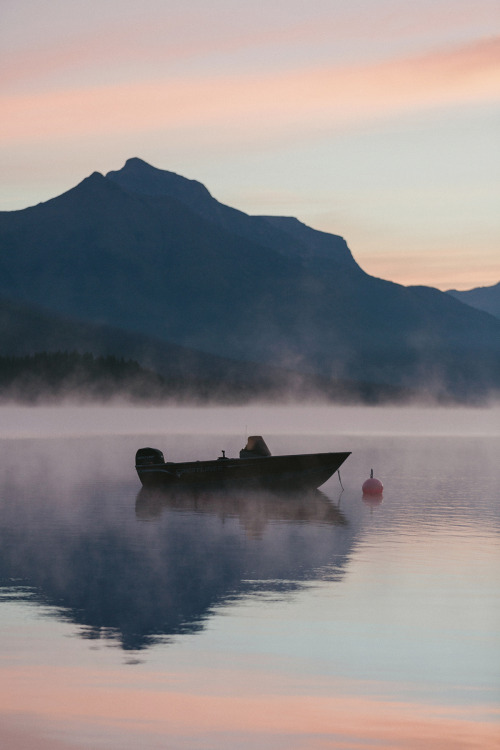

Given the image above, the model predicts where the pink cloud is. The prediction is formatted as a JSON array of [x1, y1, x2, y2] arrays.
[[2, 1, 498, 93], [1, 37, 498, 147]]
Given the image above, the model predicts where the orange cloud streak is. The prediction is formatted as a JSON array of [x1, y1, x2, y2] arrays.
[[0, 665, 498, 750], [1, 37, 498, 146], [2, 2, 498, 92]]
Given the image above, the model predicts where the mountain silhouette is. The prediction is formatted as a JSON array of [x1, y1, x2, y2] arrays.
[[0, 158, 498, 399], [447, 282, 500, 321], [107, 157, 358, 269]]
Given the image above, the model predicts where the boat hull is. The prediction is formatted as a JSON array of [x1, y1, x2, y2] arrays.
[[136, 451, 350, 491]]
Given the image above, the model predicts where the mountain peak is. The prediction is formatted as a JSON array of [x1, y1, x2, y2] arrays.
[[106, 158, 213, 206], [124, 157, 151, 169], [27, 170, 116, 211], [107, 158, 359, 269]]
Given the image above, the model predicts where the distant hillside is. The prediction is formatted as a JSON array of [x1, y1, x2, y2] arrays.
[[446, 282, 500, 320], [0, 352, 167, 403], [0, 158, 498, 401], [0, 297, 428, 404], [0, 296, 286, 386], [0, 349, 424, 405]]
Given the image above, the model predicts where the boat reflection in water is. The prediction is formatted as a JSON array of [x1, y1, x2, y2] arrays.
[[136, 485, 347, 536], [0, 482, 354, 652]]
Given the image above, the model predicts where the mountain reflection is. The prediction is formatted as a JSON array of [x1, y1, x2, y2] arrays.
[[0, 453, 356, 651]]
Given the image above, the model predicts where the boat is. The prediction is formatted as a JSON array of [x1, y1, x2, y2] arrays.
[[135, 436, 350, 491]]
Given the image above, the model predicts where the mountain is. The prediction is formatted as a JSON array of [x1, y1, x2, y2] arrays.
[[446, 282, 500, 320], [106, 158, 357, 268], [0, 158, 499, 400]]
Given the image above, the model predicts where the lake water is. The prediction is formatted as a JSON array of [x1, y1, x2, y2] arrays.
[[0, 405, 499, 750]]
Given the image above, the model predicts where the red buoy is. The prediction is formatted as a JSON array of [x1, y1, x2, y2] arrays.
[[362, 469, 383, 495]]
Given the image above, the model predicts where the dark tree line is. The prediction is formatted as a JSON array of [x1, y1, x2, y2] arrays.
[[0, 351, 296, 404], [0, 351, 426, 405], [0, 351, 172, 403]]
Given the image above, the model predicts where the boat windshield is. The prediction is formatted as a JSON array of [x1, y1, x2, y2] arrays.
[[240, 436, 271, 458]]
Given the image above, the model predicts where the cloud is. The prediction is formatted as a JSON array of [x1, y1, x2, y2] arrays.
[[1, 36, 498, 148], [2, 0, 498, 92]]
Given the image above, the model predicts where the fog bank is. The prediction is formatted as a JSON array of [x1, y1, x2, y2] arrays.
[[0, 404, 499, 440]]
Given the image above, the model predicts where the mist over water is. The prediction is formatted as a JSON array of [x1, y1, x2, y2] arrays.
[[0, 404, 498, 750], [1, 403, 499, 440]]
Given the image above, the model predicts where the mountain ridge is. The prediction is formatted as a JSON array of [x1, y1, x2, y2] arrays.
[[447, 282, 500, 321], [106, 157, 359, 270], [0, 158, 498, 400]]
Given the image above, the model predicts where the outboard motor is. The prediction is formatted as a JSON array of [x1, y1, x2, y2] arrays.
[[135, 447, 165, 466]]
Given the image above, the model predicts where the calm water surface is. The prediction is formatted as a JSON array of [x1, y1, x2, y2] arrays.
[[0, 406, 499, 749]]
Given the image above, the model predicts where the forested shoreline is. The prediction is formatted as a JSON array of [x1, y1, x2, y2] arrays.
[[0, 352, 174, 403], [3, 351, 483, 405], [0, 351, 421, 405]]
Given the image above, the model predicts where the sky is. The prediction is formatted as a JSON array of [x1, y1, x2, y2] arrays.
[[1, 0, 499, 290]]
